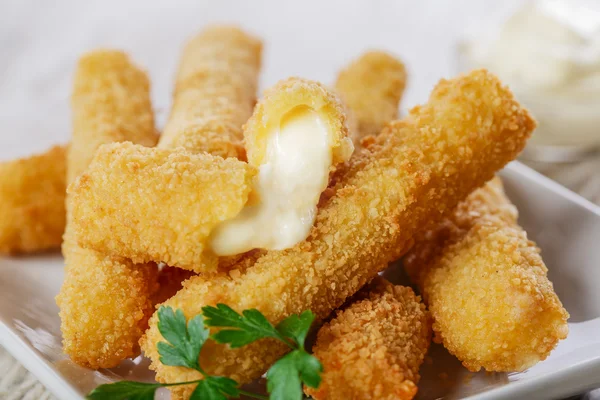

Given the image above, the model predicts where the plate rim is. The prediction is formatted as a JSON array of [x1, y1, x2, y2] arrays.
[[504, 161, 600, 217], [0, 322, 81, 400]]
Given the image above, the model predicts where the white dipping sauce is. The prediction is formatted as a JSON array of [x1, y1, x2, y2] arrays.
[[462, 0, 600, 147]]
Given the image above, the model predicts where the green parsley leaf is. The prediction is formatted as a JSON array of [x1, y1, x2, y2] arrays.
[[275, 310, 315, 348], [294, 350, 323, 389], [190, 376, 240, 400], [266, 350, 323, 400], [202, 304, 282, 348], [157, 306, 187, 347], [86, 381, 161, 400], [87, 305, 322, 400], [157, 306, 208, 370], [266, 352, 301, 400]]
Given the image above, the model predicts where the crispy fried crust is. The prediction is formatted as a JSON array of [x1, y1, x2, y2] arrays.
[[58, 236, 159, 368], [404, 177, 569, 372], [335, 51, 407, 142], [244, 77, 354, 167], [69, 142, 256, 272], [141, 70, 535, 398], [306, 277, 431, 400], [69, 50, 157, 183], [0, 145, 66, 254], [153, 26, 261, 307], [158, 25, 262, 159], [56, 50, 159, 369]]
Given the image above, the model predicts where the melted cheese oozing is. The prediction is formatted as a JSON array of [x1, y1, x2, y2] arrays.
[[210, 106, 331, 256]]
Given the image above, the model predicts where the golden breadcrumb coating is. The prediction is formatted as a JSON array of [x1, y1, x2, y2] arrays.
[[58, 234, 159, 368], [306, 277, 431, 400], [71, 79, 348, 274], [141, 70, 535, 399], [153, 26, 261, 305], [158, 25, 262, 159], [69, 142, 256, 272], [404, 177, 569, 372], [244, 77, 354, 167], [0, 145, 66, 254], [56, 50, 159, 369], [68, 50, 158, 183], [335, 51, 407, 142]]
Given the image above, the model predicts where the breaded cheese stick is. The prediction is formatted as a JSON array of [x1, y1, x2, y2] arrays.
[[68, 52, 157, 183], [69, 142, 257, 272], [141, 70, 536, 399], [306, 277, 431, 400], [71, 78, 351, 272], [0, 145, 66, 254], [158, 25, 262, 158], [58, 240, 158, 368], [56, 50, 159, 369], [154, 26, 261, 291], [335, 51, 407, 143], [404, 177, 569, 372], [209, 78, 354, 256]]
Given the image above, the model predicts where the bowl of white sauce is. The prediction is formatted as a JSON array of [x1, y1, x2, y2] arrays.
[[458, 0, 600, 161]]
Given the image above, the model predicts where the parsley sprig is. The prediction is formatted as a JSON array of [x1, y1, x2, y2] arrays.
[[204, 305, 323, 399], [87, 305, 322, 400]]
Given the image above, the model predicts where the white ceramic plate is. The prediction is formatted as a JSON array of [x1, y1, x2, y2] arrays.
[[1, 161, 599, 400]]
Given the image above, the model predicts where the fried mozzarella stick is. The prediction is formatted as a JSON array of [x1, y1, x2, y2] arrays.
[[158, 25, 262, 158], [71, 78, 352, 272], [67, 54, 157, 183], [56, 51, 159, 369], [141, 70, 535, 399], [210, 78, 354, 256], [0, 145, 66, 254], [404, 178, 569, 372], [69, 142, 256, 272], [306, 277, 431, 400], [335, 51, 407, 143], [154, 26, 261, 286]]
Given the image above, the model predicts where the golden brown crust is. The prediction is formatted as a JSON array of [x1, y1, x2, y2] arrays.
[[69, 142, 256, 272], [404, 177, 569, 372], [0, 145, 66, 254], [57, 50, 159, 369], [336, 51, 407, 142], [244, 77, 354, 167], [152, 26, 261, 310], [306, 277, 431, 400], [69, 50, 158, 184], [141, 70, 535, 397], [57, 236, 159, 369], [158, 25, 262, 159]]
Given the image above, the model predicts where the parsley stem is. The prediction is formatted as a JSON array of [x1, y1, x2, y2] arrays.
[[238, 389, 269, 399], [161, 379, 268, 399], [273, 332, 298, 350], [161, 379, 204, 387]]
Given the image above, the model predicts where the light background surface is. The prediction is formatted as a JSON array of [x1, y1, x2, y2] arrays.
[[0, 0, 521, 159]]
